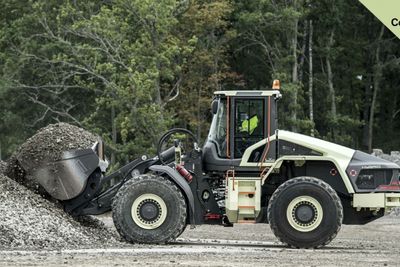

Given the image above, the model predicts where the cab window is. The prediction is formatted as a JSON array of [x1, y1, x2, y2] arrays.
[[234, 99, 265, 158], [208, 99, 227, 157]]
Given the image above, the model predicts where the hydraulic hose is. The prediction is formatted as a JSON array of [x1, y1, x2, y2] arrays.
[[157, 128, 198, 165]]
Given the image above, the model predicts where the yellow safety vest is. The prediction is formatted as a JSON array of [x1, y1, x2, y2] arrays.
[[241, 116, 258, 134]]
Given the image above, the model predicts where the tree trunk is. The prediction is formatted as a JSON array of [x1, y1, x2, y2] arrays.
[[326, 58, 336, 117], [368, 25, 385, 152], [326, 29, 337, 140], [291, 13, 299, 132], [292, 21, 299, 84], [111, 105, 117, 166], [197, 75, 202, 142], [326, 30, 336, 118], [362, 77, 372, 149], [298, 22, 308, 83], [155, 60, 162, 106], [197, 102, 201, 142], [308, 20, 314, 137], [150, 25, 163, 109]]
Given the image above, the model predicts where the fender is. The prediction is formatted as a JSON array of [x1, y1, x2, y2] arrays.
[[262, 155, 355, 194], [149, 165, 196, 224]]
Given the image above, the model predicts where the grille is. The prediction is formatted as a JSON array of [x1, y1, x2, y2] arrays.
[[356, 169, 393, 190]]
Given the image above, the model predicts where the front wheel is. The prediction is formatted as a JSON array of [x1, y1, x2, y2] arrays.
[[112, 174, 187, 244], [267, 177, 343, 248]]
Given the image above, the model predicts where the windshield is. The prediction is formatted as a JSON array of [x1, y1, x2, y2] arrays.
[[208, 98, 227, 157]]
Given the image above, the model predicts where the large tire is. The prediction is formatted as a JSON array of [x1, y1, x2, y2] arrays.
[[267, 177, 343, 248], [112, 174, 187, 244]]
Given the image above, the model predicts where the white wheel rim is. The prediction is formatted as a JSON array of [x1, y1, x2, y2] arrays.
[[131, 193, 167, 230], [286, 195, 323, 232]]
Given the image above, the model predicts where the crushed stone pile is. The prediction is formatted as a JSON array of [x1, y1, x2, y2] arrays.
[[0, 124, 122, 249], [0, 173, 118, 249], [372, 149, 400, 166], [0, 161, 6, 175], [5, 123, 98, 194]]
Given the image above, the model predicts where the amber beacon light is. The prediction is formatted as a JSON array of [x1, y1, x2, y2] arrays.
[[272, 79, 280, 90]]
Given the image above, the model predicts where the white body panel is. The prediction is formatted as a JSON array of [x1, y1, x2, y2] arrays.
[[353, 193, 400, 211], [214, 90, 281, 97], [278, 130, 355, 171], [241, 130, 355, 169], [240, 130, 356, 193]]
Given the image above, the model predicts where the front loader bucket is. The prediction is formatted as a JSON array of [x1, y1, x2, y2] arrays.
[[34, 148, 101, 201]]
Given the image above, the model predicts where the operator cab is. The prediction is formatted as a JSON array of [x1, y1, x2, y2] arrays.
[[202, 87, 281, 173]]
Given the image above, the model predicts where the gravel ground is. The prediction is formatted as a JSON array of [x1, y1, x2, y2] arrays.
[[0, 214, 399, 266], [0, 174, 118, 250]]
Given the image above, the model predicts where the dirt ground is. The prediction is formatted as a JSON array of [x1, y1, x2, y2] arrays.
[[0, 213, 399, 267]]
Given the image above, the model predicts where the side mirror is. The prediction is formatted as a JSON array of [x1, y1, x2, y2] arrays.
[[211, 100, 219, 115]]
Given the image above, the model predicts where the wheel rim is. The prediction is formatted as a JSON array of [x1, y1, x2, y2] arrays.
[[131, 194, 167, 230], [286, 195, 323, 232]]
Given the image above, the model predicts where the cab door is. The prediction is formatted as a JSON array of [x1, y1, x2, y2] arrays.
[[232, 98, 265, 158], [231, 97, 276, 163]]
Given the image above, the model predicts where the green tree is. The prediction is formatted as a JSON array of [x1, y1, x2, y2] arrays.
[[172, 0, 237, 142]]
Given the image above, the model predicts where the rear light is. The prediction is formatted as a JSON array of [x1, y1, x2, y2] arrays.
[[377, 181, 400, 191], [204, 213, 222, 220]]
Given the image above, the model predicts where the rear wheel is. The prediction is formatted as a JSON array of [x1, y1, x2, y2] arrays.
[[267, 176, 343, 248], [112, 174, 187, 244]]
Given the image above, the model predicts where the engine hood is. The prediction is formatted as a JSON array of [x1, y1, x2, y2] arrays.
[[278, 130, 355, 171], [347, 150, 400, 170], [278, 130, 400, 192]]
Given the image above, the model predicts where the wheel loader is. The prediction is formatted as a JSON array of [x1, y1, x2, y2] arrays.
[[35, 80, 400, 248]]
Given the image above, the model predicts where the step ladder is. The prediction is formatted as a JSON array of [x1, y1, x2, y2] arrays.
[[237, 185, 257, 224], [225, 170, 261, 224]]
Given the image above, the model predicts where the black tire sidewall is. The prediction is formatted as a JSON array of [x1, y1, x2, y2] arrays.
[[270, 180, 341, 247], [114, 176, 186, 243]]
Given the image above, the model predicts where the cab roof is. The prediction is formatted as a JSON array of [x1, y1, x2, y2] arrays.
[[213, 90, 281, 97]]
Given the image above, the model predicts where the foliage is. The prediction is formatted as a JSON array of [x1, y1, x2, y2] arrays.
[[0, 0, 399, 162]]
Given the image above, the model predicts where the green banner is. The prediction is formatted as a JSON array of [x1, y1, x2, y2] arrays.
[[359, 0, 400, 39]]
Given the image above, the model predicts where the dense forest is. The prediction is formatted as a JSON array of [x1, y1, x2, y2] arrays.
[[1, 0, 399, 166]]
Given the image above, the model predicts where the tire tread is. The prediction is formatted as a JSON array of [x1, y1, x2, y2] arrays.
[[267, 176, 343, 248], [112, 174, 187, 244]]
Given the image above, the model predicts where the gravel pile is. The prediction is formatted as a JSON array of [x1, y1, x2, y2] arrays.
[[0, 161, 6, 174], [0, 173, 118, 249], [5, 123, 98, 195], [372, 149, 400, 166], [0, 123, 121, 250]]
